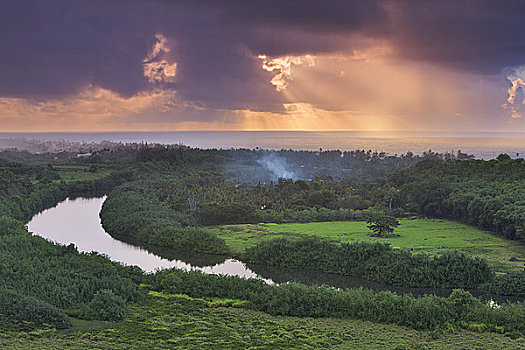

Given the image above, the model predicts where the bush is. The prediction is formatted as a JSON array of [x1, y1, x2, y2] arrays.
[[80, 290, 128, 321], [0, 288, 71, 329], [489, 271, 525, 297], [198, 203, 261, 225]]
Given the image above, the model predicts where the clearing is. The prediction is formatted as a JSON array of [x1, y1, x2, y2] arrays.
[[212, 219, 525, 272]]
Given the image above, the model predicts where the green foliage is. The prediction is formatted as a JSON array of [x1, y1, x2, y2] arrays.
[[365, 209, 400, 236], [80, 290, 128, 321], [0, 160, 132, 223], [0, 216, 27, 236], [1, 147, 525, 349], [100, 185, 229, 254], [198, 203, 261, 225], [34, 167, 61, 183], [1, 295, 524, 349], [489, 270, 525, 296], [0, 161, 144, 322], [214, 219, 525, 272], [392, 158, 525, 240], [0, 231, 144, 309], [148, 268, 525, 335], [0, 288, 71, 329], [244, 237, 493, 289]]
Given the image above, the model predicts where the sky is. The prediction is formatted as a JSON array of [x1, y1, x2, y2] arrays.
[[1, 0, 525, 132]]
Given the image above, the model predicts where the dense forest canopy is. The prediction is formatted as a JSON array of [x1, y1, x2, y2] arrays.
[[391, 158, 525, 240]]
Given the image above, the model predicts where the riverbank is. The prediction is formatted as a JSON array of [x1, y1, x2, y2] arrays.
[[27, 196, 524, 303]]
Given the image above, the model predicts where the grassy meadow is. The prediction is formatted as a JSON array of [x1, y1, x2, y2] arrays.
[[212, 219, 525, 272], [54, 165, 112, 183]]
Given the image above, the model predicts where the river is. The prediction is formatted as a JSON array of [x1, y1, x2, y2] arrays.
[[27, 196, 522, 302], [27, 196, 270, 282]]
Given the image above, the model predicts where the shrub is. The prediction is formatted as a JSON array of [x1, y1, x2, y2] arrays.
[[80, 290, 128, 321], [0, 288, 71, 329], [489, 271, 525, 297]]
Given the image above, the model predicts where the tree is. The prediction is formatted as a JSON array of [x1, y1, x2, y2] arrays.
[[80, 290, 128, 321], [365, 210, 400, 237]]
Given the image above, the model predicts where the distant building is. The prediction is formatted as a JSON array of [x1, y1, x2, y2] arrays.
[[76, 153, 92, 158]]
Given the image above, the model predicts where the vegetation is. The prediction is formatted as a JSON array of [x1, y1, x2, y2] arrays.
[[95, 146, 524, 295], [489, 271, 525, 297], [0, 153, 143, 328], [1, 144, 525, 348], [214, 219, 525, 272], [0, 287, 71, 329], [100, 184, 229, 254], [390, 157, 525, 240], [147, 269, 525, 335], [365, 209, 400, 237], [243, 237, 493, 289], [1, 294, 523, 349], [80, 290, 129, 321], [0, 218, 143, 315]]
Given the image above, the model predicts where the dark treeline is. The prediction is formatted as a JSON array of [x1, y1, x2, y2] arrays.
[[225, 148, 474, 184], [389, 156, 525, 240], [243, 237, 493, 289], [130, 143, 472, 183]]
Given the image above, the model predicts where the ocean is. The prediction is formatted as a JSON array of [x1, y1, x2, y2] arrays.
[[1, 131, 525, 160]]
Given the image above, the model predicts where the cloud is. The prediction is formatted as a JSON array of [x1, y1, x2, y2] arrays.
[[258, 54, 315, 91], [143, 34, 178, 84], [0, 85, 178, 131], [1, 0, 525, 130], [503, 66, 525, 119], [3, 1, 524, 100]]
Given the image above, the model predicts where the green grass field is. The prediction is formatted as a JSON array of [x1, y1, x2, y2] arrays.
[[212, 219, 525, 272], [1, 294, 523, 350], [54, 165, 111, 183]]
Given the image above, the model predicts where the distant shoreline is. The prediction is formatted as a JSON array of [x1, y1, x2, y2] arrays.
[[1, 130, 525, 160]]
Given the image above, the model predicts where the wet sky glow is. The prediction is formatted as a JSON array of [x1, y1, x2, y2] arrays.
[[1, 1, 525, 132]]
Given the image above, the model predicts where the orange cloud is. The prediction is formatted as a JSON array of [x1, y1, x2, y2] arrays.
[[258, 54, 315, 91], [0, 49, 520, 132], [143, 34, 178, 84], [503, 77, 525, 119], [0, 85, 178, 131]]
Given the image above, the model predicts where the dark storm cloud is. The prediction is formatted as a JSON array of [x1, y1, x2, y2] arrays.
[[0, 0, 153, 98], [384, 1, 525, 73], [1, 0, 525, 109]]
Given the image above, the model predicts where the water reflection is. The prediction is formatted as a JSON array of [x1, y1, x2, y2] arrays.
[[113, 235, 228, 267], [27, 197, 266, 281]]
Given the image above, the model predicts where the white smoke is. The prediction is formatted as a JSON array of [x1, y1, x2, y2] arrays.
[[257, 153, 297, 180]]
